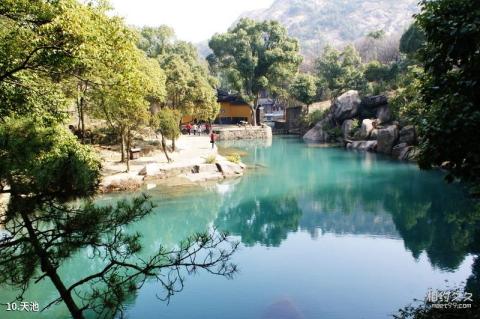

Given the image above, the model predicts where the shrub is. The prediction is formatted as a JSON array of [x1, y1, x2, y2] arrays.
[[301, 109, 328, 128], [350, 119, 360, 135], [226, 153, 241, 164], [205, 154, 216, 164]]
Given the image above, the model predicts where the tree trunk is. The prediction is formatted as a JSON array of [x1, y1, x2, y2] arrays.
[[126, 128, 131, 172], [252, 93, 260, 126], [161, 134, 171, 162], [171, 138, 176, 152], [120, 127, 126, 163], [80, 96, 85, 141], [251, 106, 256, 126], [21, 211, 84, 319], [76, 96, 81, 133]]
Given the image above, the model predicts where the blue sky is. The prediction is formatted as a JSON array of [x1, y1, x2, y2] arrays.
[[109, 0, 275, 42]]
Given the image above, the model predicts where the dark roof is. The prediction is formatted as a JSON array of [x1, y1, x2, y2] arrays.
[[217, 89, 248, 105]]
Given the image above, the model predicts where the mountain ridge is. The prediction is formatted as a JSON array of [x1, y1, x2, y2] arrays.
[[238, 0, 418, 59]]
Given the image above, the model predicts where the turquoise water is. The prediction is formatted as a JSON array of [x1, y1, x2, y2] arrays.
[[1, 136, 478, 319]]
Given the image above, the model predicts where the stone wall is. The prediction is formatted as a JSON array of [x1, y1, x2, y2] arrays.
[[216, 126, 272, 141]]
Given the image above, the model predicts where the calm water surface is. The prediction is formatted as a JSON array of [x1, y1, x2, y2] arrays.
[[2, 136, 478, 319]]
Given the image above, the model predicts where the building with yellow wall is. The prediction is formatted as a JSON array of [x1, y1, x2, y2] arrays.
[[214, 90, 252, 125], [181, 90, 253, 125]]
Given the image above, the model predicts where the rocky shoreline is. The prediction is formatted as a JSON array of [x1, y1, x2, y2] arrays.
[[303, 90, 418, 161], [99, 135, 246, 193]]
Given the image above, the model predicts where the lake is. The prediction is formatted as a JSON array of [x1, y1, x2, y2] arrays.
[[1, 136, 478, 319]]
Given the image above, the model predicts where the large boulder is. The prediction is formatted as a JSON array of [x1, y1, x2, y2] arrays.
[[399, 125, 416, 145], [341, 119, 354, 138], [377, 125, 399, 154], [361, 95, 388, 109], [216, 160, 243, 178], [303, 115, 333, 142], [359, 95, 388, 118], [359, 119, 374, 139], [391, 143, 413, 160], [376, 105, 392, 124], [392, 143, 408, 159], [331, 90, 361, 122]]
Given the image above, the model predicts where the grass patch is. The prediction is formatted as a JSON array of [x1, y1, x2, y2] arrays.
[[205, 154, 216, 164], [226, 153, 241, 164]]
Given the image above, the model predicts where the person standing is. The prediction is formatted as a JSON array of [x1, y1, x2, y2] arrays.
[[193, 123, 198, 135], [210, 131, 216, 149]]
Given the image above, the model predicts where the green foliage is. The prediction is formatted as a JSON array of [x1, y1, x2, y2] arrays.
[[136, 27, 220, 122], [226, 153, 241, 164], [289, 73, 317, 106], [205, 154, 217, 164], [0, 117, 101, 199], [152, 108, 181, 141], [136, 25, 175, 57], [208, 18, 302, 124], [325, 125, 343, 141], [414, 0, 480, 184], [390, 66, 425, 122], [300, 109, 328, 128], [367, 29, 385, 40], [364, 60, 391, 82], [0, 0, 91, 121], [315, 45, 367, 97], [363, 59, 404, 95], [350, 118, 360, 135], [399, 24, 426, 56], [0, 3, 238, 318]]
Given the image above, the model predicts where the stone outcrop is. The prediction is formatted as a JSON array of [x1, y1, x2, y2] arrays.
[[399, 125, 416, 145], [361, 95, 388, 108], [376, 105, 392, 124], [192, 164, 220, 174], [216, 160, 245, 178], [303, 115, 333, 142], [359, 119, 375, 139], [341, 119, 354, 138], [359, 94, 388, 119], [136, 157, 245, 185], [331, 90, 361, 122], [303, 91, 417, 163], [391, 143, 413, 161], [377, 125, 399, 154], [346, 140, 377, 152]]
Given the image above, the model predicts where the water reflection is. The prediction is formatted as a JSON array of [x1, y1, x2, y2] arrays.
[[1, 137, 478, 319], [216, 137, 479, 271]]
